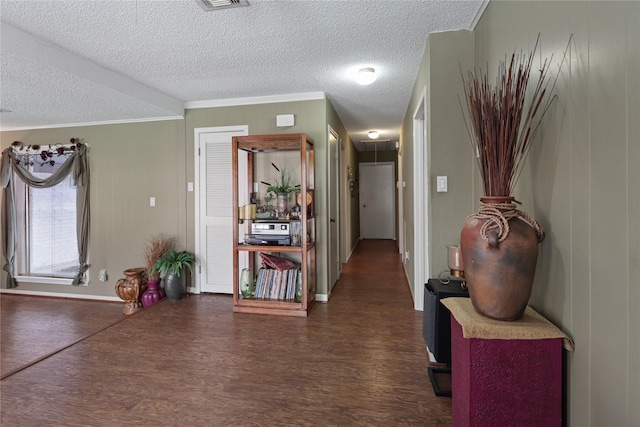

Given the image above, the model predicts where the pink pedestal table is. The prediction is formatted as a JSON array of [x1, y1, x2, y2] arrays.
[[442, 298, 574, 427]]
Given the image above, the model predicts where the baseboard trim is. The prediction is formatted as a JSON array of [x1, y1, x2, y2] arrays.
[[0, 288, 121, 302]]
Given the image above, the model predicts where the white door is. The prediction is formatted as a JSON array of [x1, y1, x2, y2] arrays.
[[194, 126, 248, 294], [328, 128, 340, 291], [359, 162, 395, 239]]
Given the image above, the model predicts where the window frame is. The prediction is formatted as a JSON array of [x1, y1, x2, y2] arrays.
[[13, 167, 83, 286]]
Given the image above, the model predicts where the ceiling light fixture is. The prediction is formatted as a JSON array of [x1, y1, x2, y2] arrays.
[[368, 130, 379, 139], [356, 68, 377, 85]]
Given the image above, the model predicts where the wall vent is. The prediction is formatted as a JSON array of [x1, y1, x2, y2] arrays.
[[195, 0, 249, 11]]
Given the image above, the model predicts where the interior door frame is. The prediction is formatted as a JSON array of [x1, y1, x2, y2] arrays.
[[193, 125, 249, 294], [397, 141, 404, 258], [412, 87, 429, 311], [328, 125, 341, 293], [340, 136, 350, 263]]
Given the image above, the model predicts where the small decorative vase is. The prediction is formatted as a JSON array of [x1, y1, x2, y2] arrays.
[[164, 272, 185, 301], [114, 268, 148, 315], [460, 197, 545, 321], [141, 279, 166, 308], [276, 193, 288, 219], [239, 268, 254, 298], [295, 270, 302, 302]]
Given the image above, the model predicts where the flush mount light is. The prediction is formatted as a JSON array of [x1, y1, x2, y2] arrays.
[[368, 130, 379, 139], [356, 68, 377, 85]]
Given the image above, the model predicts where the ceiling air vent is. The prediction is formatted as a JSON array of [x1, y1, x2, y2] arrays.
[[195, 0, 249, 11]]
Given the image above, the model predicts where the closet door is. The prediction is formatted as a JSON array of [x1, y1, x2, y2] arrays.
[[195, 126, 248, 294]]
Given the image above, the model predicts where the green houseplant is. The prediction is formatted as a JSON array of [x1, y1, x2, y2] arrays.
[[264, 163, 297, 219], [152, 250, 197, 301]]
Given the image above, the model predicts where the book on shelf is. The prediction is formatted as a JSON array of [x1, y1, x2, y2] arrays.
[[253, 267, 300, 301]]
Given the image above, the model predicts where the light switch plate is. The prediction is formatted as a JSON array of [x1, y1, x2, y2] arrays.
[[437, 176, 447, 192]]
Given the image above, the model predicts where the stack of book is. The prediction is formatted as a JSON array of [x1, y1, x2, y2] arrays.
[[254, 268, 300, 300]]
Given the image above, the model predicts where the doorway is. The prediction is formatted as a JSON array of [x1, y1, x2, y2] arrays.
[[328, 127, 341, 292], [412, 88, 428, 310], [194, 125, 249, 294], [359, 162, 396, 239]]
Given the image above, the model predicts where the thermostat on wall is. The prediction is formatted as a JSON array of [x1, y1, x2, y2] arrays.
[[276, 114, 295, 127]]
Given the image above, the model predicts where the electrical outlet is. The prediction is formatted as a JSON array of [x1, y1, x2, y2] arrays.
[[98, 269, 108, 282]]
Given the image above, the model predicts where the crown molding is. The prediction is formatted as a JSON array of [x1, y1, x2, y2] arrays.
[[469, 0, 489, 30], [0, 116, 184, 132], [185, 92, 326, 110]]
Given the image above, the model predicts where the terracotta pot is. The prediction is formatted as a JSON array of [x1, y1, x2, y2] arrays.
[[460, 197, 543, 321], [114, 268, 148, 315]]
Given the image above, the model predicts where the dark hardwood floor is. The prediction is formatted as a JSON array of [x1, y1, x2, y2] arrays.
[[0, 239, 451, 426], [1, 295, 126, 379]]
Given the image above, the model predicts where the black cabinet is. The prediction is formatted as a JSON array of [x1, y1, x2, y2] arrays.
[[423, 278, 469, 396]]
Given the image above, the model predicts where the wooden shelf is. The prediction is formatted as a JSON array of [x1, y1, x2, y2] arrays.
[[236, 242, 316, 252], [232, 133, 316, 317]]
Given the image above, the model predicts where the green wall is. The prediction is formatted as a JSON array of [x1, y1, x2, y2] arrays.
[[326, 99, 359, 265], [400, 2, 639, 425], [400, 30, 474, 307], [0, 119, 187, 297], [473, 2, 640, 425], [0, 96, 352, 299], [184, 99, 335, 296]]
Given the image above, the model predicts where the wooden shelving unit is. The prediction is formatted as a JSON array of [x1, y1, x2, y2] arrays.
[[232, 133, 315, 317]]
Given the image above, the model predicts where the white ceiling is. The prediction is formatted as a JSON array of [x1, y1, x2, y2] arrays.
[[0, 0, 486, 150]]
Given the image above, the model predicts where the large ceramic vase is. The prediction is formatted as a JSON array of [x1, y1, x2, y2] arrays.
[[141, 279, 166, 308], [460, 197, 544, 321], [115, 268, 148, 315], [164, 272, 185, 301]]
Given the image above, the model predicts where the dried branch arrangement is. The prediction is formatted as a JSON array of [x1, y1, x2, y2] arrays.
[[144, 234, 175, 281], [460, 36, 557, 197]]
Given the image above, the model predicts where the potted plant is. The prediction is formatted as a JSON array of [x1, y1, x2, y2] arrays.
[[152, 250, 197, 301], [263, 163, 297, 219], [458, 36, 559, 321]]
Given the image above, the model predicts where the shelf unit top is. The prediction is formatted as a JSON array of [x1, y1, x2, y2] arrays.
[[234, 133, 314, 153]]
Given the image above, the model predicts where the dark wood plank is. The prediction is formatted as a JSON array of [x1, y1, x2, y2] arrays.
[[0, 240, 451, 425]]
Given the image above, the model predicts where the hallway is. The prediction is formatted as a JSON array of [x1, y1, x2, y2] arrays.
[[1, 239, 451, 426]]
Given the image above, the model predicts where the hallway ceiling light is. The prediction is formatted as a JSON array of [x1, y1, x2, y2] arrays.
[[356, 68, 377, 85], [368, 130, 379, 139]]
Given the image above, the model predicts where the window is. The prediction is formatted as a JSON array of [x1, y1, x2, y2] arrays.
[[15, 160, 79, 281], [1, 139, 89, 288]]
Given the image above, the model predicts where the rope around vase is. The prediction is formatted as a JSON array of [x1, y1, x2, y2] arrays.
[[470, 201, 545, 244]]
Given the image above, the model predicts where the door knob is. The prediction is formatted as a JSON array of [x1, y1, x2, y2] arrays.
[[330, 218, 336, 223]]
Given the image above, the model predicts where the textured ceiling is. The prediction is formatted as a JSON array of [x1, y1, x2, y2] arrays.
[[0, 0, 486, 150]]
